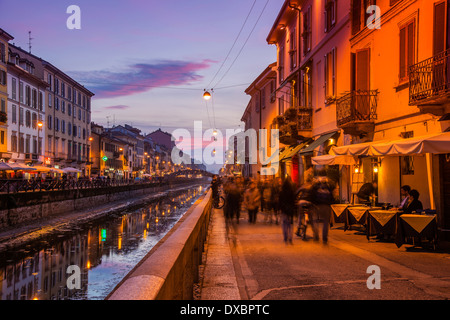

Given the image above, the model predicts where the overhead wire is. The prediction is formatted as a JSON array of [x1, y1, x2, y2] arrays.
[[205, 0, 257, 90], [212, 0, 271, 90]]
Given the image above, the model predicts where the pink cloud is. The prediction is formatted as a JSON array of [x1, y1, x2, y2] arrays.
[[69, 59, 215, 98], [103, 105, 130, 110]]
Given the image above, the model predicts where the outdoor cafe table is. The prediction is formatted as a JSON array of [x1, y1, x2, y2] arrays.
[[366, 209, 402, 241], [344, 206, 382, 231], [330, 204, 352, 224], [395, 214, 438, 249]]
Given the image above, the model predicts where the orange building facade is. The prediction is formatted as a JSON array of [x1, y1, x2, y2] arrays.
[[241, 0, 450, 236]]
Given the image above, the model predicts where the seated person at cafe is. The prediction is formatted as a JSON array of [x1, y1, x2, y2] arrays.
[[399, 185, 411, 210], [403, 189, 423, 214], [357, 182, 377, 204]]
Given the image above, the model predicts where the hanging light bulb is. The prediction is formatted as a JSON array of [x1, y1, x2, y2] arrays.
[[213, 129, 218, 136], [203, 90, 212, 100]]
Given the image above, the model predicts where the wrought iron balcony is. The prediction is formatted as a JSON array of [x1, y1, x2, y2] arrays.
[[336, 90, 378, 135], [409, 49, 450, 114], [274, 105, 313, 145]]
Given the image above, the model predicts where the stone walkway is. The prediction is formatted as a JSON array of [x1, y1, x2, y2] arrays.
[[200, 207, 241, 300]]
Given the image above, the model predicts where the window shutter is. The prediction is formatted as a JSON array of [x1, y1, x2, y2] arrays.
[[399, 26, 406, 80], [356, 48, 370, 91], [407, 21, 415, 74], [433, 1, 447, 55], [352, 0, 361, 35]]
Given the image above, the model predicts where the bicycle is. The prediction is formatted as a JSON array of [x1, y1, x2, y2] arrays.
[[213, 193, 225, 209]]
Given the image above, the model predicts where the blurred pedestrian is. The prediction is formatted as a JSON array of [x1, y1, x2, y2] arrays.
[[224, 177, 241, 223], [270, 177, 281, 224], [295, 172, 314, 240], [244, 180, 261, 224], [311, 172, 336, 244], [279, 176, 296, 244], [262, 180, 273, 223]]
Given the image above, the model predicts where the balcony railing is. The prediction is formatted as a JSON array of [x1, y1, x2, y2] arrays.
[[275, 105, 313, 145], [409, 49, 450, 106], [336, 90, 378, 127]]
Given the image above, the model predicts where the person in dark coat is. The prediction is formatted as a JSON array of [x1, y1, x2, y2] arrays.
[[295, 175, 314, 240], [403, 189, 423, 214], [311, 174, 336, 244], [357, 182, 377, 205], [279, 176, 296, 244]]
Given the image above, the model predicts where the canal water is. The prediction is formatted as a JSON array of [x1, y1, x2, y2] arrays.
[[0, 184, 208, 300]]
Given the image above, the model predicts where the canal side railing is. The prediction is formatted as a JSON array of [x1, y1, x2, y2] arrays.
[[0, 178, 208, 229], [106, 189, 212, 300]]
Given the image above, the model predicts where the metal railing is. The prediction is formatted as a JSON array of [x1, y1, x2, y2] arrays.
[[336, 90, 378, 127], [0, 178, 163, 194], [409, 49, 450, 105]]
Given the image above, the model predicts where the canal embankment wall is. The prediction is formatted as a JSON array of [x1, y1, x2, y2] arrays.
[[106, 189, 212, 300], [0, 179, 207, 230]]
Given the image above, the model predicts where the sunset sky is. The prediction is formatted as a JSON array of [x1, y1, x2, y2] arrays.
[[0, 0, 280, 138]]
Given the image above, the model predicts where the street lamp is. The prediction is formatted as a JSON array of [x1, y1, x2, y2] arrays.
[[203, 90, 212, 101], [37, 120, 43, 158]]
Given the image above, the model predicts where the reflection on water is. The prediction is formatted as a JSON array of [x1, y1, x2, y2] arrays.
[[0, 185, 206, 300]]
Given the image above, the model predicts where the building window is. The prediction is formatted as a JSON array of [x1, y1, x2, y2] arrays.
[[12, 78, 16, 100], [289, 28, 297, 71], [0, 70, 6, 85], [32, 113, 37, 129], [32, 89, 37, 109], [25, 85, 31, 106], [302, 6, 312, 56], [399, 19, 416, 83], [401, 156, 414, 175], [39, 92, 43, 111], [11, 134, 17, 152], [25, 111, 31, 128], [278, 44, 285, 83], [324, 47, 336, 103], [19, 107, 24, 125], [48, 93, 52, 108], [325, 0, 337, 33], [48, 115, 52, 130], [278, 96, 285, 115], [12, 105, 16, 124], [19, 82, 24, 103]]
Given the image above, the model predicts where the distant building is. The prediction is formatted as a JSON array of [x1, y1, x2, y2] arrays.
[[6, 42, 94, 176], [0, 28, 14, 162], [146, 128, 175, 151]]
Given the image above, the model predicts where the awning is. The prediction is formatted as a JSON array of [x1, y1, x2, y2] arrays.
[[277, 147, 292, 162], [7, 163, 37, 171], [312, 155, 358, 166], [299, 131, 339, 155], [31, 165, 52, 172], [281, 141, 310, 161], [330, 132, 450, 157], [62, 167, 82, 173]]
